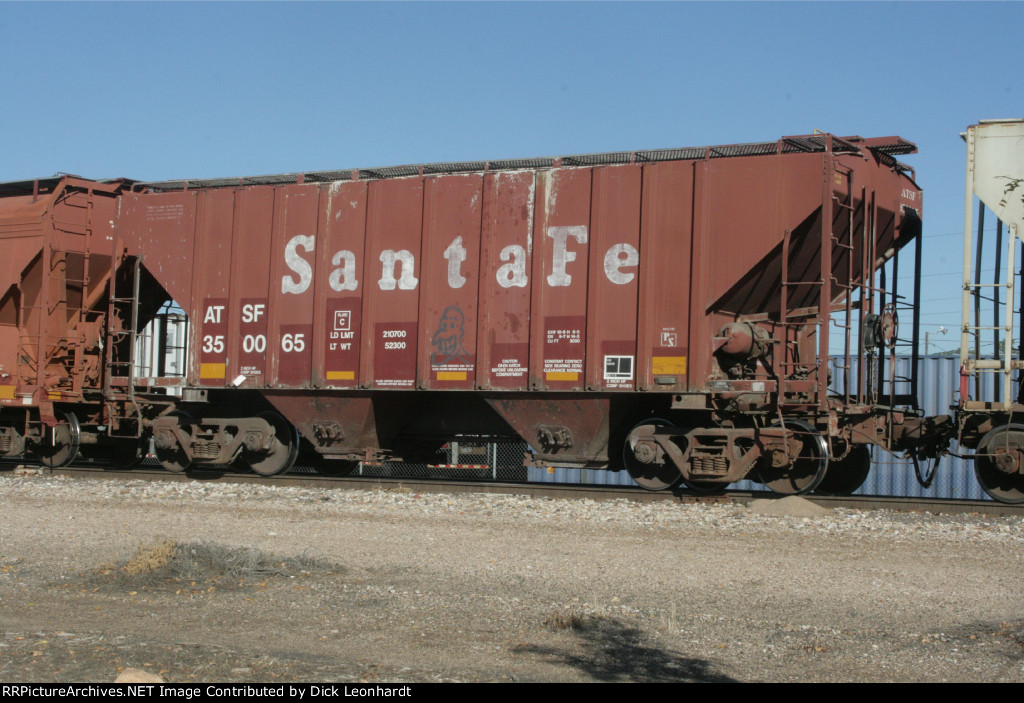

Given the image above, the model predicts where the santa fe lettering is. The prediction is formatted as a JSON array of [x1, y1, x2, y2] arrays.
[[281, 227, 639, 295]]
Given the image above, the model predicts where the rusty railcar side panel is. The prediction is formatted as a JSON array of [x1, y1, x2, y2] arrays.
[[476, 170, 535, 391], [228, 187, 275, 388], [192, 188, 235, 387], [418, 174, 483, 390], [268, 184, 320, 388], [636, 160, 695, 392], [0, 194, 50, 390], [702, 153, 822, 310], [0, 179, 121, 414], [121, 190, 197, 310], [360, 178, 423, 390], [586, 165, 642, 392], [530, 168, 592, 392], [316, 180, 368, 390], [691, 152, 825, 392]]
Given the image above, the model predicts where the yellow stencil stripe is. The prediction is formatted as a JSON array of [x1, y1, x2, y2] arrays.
[[200, 363, 226, 379], [545, 371, 579, 381], [652, 356, 687, 375], [436, 371, 467, 381]]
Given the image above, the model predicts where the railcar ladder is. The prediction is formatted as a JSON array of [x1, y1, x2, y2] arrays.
[[777, 143, 847, 413], [961, 220, 1021, 407], [830, 185, 861, 406], [103, 252, 144, 437], [776, 224, 823, 410], [873, 212, 921, 412], [830, 176, 921, 412]]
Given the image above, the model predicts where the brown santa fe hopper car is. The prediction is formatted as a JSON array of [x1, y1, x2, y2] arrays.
[[0, 132, 955, 495]]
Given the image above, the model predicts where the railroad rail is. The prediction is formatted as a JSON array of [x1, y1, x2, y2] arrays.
[[6, 463, 1021, 518]]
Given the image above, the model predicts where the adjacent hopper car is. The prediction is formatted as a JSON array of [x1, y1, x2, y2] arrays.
[[954, 119, 1024, 503], [0, 128, 993, 498]]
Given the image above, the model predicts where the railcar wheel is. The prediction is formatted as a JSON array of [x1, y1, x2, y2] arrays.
[[623, 418, 683, 491], [242, 411, 300, 477], [975, 424, 1024, 504], [757, 419, 828, 495], [155, 412, 193, 473], [36, 412, 80, 469], [815, 445, 872, 496], [0, 426, 26, 458]]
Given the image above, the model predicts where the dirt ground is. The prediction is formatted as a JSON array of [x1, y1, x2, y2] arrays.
[[1, 474, 1022, 683]]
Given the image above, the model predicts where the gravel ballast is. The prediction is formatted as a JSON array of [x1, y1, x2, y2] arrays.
[[0, 473, 1021, 683]]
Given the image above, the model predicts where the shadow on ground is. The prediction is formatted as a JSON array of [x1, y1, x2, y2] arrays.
[[518, 616, 737, 682]]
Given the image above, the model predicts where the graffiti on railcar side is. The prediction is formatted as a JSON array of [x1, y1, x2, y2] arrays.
[[431, 306, 474, 381], [431, 306, 470, 366]]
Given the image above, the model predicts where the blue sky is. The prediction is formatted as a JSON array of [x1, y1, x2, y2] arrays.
[[3, 1, 1021, 355]]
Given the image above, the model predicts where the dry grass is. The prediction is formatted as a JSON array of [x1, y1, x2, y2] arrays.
[[543, 607, 601, 632], [90, 539, 338, 592], [122, 538, 178, 576]]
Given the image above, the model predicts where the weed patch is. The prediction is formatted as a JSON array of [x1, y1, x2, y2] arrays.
[[543, 607, 602, 632], [81, 539, 339, 592]]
